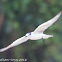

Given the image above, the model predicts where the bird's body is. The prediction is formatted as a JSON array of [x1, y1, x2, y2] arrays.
[[27, 32, 53, 40], [29, 32, 43, 40], [0, 11, 62, 52]]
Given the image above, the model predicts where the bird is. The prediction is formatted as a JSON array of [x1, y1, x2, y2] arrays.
[[0, 12, 62, 52]]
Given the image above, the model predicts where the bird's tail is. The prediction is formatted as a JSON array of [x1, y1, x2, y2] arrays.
[[43, 35, 53, 39]]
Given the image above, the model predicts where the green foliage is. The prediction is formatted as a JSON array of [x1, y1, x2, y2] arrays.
[[0, 0, 62, 62]]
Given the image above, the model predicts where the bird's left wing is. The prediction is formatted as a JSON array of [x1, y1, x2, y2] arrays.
[[34, 12, 62, 33], [0, 36, 28, 52]]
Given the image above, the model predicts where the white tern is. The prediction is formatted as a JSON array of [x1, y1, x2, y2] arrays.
[[0, 12, 62, 52]]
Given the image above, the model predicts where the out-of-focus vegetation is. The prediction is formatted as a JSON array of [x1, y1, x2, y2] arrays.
[[0, 0, 62, 62]]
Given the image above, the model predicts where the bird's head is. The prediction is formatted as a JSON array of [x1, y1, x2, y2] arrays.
[[25, 32, 31, 37]]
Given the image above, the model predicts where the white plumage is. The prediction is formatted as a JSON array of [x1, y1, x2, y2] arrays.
[[0, 12, 62, 52]]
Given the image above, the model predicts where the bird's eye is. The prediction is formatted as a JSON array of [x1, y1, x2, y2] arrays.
[[25, 32, 31, 37], [29, 32, 31, 35]]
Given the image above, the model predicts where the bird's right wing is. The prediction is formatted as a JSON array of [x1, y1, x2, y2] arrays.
[[0, 36, 28, 52], [34, 12, 62, 33]]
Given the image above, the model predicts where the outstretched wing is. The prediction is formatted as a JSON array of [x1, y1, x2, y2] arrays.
[[0, 36, 28, 52], [34, 12, 62, 33]]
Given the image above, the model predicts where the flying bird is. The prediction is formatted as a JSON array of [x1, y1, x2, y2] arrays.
[[0, 12, 62, 52]]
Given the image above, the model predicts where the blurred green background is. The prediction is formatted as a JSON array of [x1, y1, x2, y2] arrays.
[[0, 0, 62, 62]]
